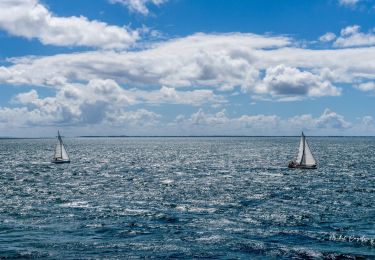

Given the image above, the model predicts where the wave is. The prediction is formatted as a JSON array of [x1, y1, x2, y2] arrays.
[[328, 233, 375, 247]]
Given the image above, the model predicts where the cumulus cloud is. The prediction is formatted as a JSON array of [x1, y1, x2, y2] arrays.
[[288, 109, 351, 130], [109, 0, 167, 15], [12, 89, 40, 106], [0, 0, 139, 49], [355, 81, 375, 92], [334, 25, 375, 48], [319, 32, 336, 42], [315, 109, 351, 129], [189, 109, 229, 125], [255, 65, 341, 97], [2, 79, 224, 128], [9, 79, 134, 126]]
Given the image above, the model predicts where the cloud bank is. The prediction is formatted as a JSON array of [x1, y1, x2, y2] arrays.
[[0, 0, 138, 49], [167, 108, 370, 136], [2, 32, 375, 102]]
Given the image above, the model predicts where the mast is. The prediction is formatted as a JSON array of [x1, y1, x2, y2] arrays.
[[301, 132, 305, 165], [59, 131, 62, 159]]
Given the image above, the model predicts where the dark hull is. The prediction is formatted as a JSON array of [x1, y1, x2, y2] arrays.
[[52, 160, 70, 164], [288, 164, 316, 169]]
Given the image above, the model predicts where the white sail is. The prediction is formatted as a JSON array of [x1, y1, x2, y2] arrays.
[[54, 141, 62, 159], [290, 132, 316, 168], [295, 132, 316, 166], [303, 139, 316, 166], [61, 143, 69, 161], [53, 131, 70, 162], [296, 134, 304, 164]]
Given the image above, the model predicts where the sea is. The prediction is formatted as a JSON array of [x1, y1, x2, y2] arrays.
[[0, 137, 374, 259]]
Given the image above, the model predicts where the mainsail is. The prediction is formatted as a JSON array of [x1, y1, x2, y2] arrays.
[[296, 134, 304, 164], [296, 132, 316, 166], [53, 131, 70, 162]]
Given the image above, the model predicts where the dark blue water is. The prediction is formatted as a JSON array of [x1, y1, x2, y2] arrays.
[[0, 137, 374, 259]]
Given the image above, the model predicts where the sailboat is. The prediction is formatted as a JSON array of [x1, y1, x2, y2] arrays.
[[288, 132, 316, 169], [52, 131, 70, 164]]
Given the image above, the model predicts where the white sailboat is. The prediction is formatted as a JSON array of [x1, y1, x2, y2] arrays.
[[288, 132, 316, 169], [52, 131, 70, 164]]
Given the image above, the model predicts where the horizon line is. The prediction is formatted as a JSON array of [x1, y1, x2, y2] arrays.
[[1, 135, 375, 139]]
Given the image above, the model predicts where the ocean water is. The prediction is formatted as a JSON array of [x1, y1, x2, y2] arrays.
[[0, 137, 374, 259]]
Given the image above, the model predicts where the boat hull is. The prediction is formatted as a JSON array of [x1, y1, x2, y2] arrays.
[[52, 160, 70, 164], [288, 164, 316, 169]]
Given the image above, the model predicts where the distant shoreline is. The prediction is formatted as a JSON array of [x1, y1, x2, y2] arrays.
[[1, 135, 375, 139], [79, 135, 375, 138]]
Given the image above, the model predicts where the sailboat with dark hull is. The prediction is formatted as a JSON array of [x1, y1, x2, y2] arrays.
[[52, 131, 70, 164], [288, 132, 316, 169]]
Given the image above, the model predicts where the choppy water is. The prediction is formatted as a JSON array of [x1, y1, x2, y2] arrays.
[[0, 137, 374, 259]]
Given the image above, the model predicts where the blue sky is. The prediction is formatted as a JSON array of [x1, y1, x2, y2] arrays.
[[0, 0, 375, 136]]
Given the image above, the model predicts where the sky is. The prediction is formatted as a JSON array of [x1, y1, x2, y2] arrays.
[[0, 0, 375, 137]]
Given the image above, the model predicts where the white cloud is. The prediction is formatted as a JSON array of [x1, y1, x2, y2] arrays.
[[0, 33, 290, 92], [9, 79, 134, 126], [109, 0, 167, 15], [2, 79, 224, 128], [190, 109, 281, 130], [261, 46, 375, 84], [0, 88, 372, 134], [341, 25, 361, 36], [167, 108, 356, 136], [238, 114, 280, 130], [107, 109, 160, 126], [12, 89, 40, 106], [319, 32, 336, 42], [315, 109, 351, 129], [334, 25, 375, 48], [255, 64, 341, 97], [356, 81, 375, 92], [0, 0, 139, 49], [189, 109, 229, 125], [338, 0, 360, 7], [2, 32, 375, 105], [288, 109, 351, 130], [287, 114, 317, 130], [132, 86, 226, 106], [361, 115, 374, 126]]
